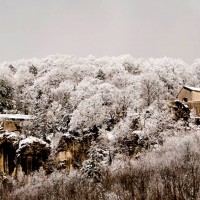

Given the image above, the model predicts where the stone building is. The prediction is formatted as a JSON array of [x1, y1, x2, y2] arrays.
[[177, 86, 200, 102], [177, 86, 200, 116], [0, 114, 35, 133]]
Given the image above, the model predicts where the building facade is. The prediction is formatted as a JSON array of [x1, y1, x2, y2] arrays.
[[177, 86, 200, 116]]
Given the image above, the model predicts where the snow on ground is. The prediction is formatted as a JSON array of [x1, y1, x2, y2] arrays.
[[18, 136, 48, 150], [4, 132, 20, 139], [0, 131, 19, 140], [107, 132, 115, 141]]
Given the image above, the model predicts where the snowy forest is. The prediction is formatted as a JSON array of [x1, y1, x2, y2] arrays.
[[1, 54, 200, 199]]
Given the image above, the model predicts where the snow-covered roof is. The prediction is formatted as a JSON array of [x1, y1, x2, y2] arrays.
[[184, 86, 200, 92], [18, 136, 48, 150], [0, 114, 35, 120]]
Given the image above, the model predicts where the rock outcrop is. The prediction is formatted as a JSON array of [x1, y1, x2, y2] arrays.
[[0, 132, 20, 175], [0, 132, 50, 176], [17, 137, 50, 175], [0, 125, 149, 177], [56, 131, 93, 171]]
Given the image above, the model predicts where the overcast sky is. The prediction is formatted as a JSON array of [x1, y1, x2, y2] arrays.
[[0, 0, 199, 63]]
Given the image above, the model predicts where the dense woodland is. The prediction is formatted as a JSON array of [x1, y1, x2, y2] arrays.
[[1, 55, 200, 199]]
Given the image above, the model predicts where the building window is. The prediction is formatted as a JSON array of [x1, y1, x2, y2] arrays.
[[183, 97, 188, 102]]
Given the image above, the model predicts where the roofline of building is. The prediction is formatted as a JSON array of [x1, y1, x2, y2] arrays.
[[177, 85, 200, 98], [183, 86, 200, 92], [0, 114, 36, 120]]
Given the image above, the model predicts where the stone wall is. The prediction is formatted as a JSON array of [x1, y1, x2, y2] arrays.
[[192, 92, 200, 102], [177, 88, 193, 102], [2, 120, 20, 132]]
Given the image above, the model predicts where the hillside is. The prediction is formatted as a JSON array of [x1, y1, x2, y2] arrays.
[[1, 55, 200, 199]]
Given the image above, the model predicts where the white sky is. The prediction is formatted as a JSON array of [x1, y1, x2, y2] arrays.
[[0, 0, 199, 63]]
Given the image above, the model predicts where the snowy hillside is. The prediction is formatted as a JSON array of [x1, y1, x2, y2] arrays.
[[1, 55, 200, 199]]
